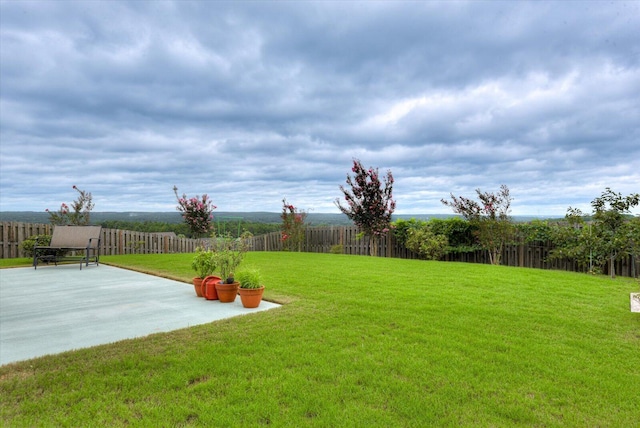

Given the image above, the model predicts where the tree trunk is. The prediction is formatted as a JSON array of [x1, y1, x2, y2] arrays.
[[370, 235, 379, 257], [609, 253, 616, 279]]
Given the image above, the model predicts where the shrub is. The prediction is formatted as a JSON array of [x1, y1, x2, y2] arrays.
[[330, 244, 344, 254], [393, 217, 478, 255], [191, 247, 217, 279], [405, 226, 449, 260], [392, 218, 428, 245], [19, 235, 51, 258]]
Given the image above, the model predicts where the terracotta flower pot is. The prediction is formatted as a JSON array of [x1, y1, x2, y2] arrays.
[[238, 286, 265, 308], [203, 275, 222, 300], [192, 277, 205, 297], [215, 281, 240, 303]]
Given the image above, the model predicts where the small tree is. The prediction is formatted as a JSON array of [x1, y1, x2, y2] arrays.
[[46, 185, 94, 225], [546, 208, 606, 274], [281, 199, 307, 252], [173, 186, 216, 238], [590, 188, 639, 278], [540, 190, 639, 277], [335, 159, 396, 256], [441, 184, 513, 265]]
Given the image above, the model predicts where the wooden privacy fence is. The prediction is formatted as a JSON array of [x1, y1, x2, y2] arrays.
[[1, 222, 200, 259], [2, 222, 638, 277], [248, 226, 639, 278], [251, 226, 413, 258]]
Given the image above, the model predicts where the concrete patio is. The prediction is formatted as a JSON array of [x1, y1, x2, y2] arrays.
[[0, 264, 280, 365]]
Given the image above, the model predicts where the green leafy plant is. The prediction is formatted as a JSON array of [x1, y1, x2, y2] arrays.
[[393, 217, 479, 256], [236, 268, 263, 289], [392, 218, 428, 244], [591, 188, 640, 278], [19, 235, 50, 257], [544, 190, 640, 277], [211, 233, 251, 283], [190, 247, 217, 279], [20, 234, 68, 260], [405, 226, 448, 260], [330, 244, 344, 254]]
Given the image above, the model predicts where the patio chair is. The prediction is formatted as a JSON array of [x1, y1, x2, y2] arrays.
[[33, 225, 102, 270]]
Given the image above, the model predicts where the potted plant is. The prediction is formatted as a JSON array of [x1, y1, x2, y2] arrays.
[[237, 268, 265, 308], [212, 235, 248, 303], [191, 247, 216, 297]]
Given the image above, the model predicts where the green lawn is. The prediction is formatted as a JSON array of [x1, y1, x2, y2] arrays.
[[1, 252, 639, 426]]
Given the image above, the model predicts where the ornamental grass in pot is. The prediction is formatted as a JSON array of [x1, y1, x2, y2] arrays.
[[236, 268, 265, 308]]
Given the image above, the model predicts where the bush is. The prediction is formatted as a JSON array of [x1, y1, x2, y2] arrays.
[[392, 218, 428, 244], [405, 227, 448, 260], [393, 217, 478, 255], [330, 244, 344, 254], [19, 235, 51, 258], [428, 217, 478, 250]]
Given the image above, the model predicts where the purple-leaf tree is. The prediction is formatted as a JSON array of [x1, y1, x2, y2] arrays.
[[335, 159, 396, 256], [173, 186, 216, 238], [441, 184, 513, 265]]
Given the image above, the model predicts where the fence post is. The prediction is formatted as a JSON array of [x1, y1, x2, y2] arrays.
[[1, 223, 6, 259]]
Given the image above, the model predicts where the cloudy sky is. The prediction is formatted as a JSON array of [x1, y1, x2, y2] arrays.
[[1, 1, 639, 216]]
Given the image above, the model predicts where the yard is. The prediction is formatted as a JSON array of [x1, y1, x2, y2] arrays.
[[1, 252, 639, 426]]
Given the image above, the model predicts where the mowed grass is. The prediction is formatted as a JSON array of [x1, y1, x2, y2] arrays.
[[1, 252, 639, 426]]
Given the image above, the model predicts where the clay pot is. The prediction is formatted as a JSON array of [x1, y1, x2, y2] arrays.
[[238, 286, 265, 308], [192, 277, 205, 297], [203, 276, 222, 300], [215, 281, 240, 303]]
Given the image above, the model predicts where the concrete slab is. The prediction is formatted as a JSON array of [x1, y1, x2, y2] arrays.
[[0, 264, 280, 365]]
